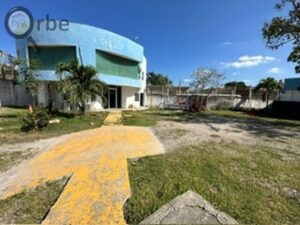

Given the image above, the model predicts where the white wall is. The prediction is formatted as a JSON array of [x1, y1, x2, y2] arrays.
[[37, 82, 48, 107], [1, 77, 148, 111], [85, 55, 148, 110], [146, 95, 178, 108], [280, 90, 300, 102], [140, 56, 147, 90], [89, 96, 104, 111], [37, 84, 145, 111], [117, 56, 147, 109], [0, 81, 17, 106], [139, 56, 147, 105], [233, 98, 271, 109], [122, 86, 140, 108], [0, 80, 30, 107], [146, 94, 272, 110]]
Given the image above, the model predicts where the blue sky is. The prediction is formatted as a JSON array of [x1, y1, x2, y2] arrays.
[[0, 0, 298, 86]]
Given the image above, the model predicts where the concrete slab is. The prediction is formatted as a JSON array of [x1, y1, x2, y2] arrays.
[[140, 190, 238, 225]]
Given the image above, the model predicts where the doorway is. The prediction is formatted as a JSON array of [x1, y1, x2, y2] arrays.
[[140, 93, 144, 107], [109, 88, 117, 108]]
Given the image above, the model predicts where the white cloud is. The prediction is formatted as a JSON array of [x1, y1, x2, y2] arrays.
[[232, 71, 240, 76], [220, 41, 234, 46], [222, 55, 276, 68], [267, 67, 280, 74], [182, 78, 192, 83]]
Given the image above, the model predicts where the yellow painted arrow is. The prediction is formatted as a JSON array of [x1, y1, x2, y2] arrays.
[[0, 125, 164, 225]]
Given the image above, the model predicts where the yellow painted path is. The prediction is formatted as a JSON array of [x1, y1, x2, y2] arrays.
[[103, 110, 122, 125], [0, 125, 164, 224]]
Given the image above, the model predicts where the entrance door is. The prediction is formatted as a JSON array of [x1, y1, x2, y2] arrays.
[[140, 93, 144, 107], [109, 88, 117, 108]]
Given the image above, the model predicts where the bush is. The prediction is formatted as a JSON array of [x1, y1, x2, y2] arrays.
[[21, 109, 50, 132]]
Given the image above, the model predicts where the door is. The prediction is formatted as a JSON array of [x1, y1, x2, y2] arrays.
[[109, 88, 117, 108], [140, 93, 144, 107]]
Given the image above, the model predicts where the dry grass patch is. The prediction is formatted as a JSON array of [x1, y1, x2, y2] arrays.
[[0, 150, 33, 173], [0, 177, 69, 224]]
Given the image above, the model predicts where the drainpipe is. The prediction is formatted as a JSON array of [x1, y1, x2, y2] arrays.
[[78, 46, 83, 65]]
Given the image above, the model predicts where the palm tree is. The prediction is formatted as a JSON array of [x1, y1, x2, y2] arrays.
[[254, 77, 281, 108], [56, 59, 106, 114]]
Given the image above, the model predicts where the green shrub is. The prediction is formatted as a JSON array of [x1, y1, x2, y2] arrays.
[[21, 109, 49, 132]]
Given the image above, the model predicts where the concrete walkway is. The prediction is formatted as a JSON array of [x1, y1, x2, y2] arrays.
[[0, 125, 164, 224], [140, 191, 238, 224]]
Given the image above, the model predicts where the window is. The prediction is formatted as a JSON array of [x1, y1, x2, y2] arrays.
[[141, 72, 144, 80], [28, 46, 76, 70], [96, 50, 139, 79], [135, 93, 140, 101]]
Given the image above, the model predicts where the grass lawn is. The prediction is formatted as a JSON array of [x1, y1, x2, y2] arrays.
[[0, 107, 108, 145], [123, 108, 300, 131], [125, 142, 300, 224], [0, 177, 69, 224], [0, 150, 33, 173], [122, 108, 185, 126]]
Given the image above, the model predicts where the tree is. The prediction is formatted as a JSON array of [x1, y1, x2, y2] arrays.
[[0, 52, 19, 82], [190, 68, 225, 93], [262, 0, 300, 73], [254, 77, 282, 107], [147, 72, 172, 86], [0, 62, 12, 80], [47, 81, 58, 115], [0, 54, 39, 108], [19, 60, 40, 107], [56, 59, 107, 114], [225, 81, 247, 89]]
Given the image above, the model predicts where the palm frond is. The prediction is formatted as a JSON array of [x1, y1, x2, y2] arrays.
[[56, 59, 107, 113]]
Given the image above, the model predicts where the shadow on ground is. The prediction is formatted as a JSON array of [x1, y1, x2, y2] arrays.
[[150, 111, 300, 140]]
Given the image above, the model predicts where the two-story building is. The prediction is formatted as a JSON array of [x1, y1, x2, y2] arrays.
[[16, 22, 147, 110]]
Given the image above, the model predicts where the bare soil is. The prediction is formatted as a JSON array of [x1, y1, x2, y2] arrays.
[[0, 134, 70, 196], [152, 114, 300, 156]]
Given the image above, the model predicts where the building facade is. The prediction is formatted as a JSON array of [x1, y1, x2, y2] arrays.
[[16, 22, 147, 110], [281, 78, 300, 102]]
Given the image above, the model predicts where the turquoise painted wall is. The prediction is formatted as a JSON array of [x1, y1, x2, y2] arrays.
[[284, 78, 300, 91], [16, 22, 145, 88]]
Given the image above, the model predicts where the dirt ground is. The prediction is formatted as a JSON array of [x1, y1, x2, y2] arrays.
[[0, 134, 70, 196], [0, 112, 299, 224], [152, 114, 300, 155]]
